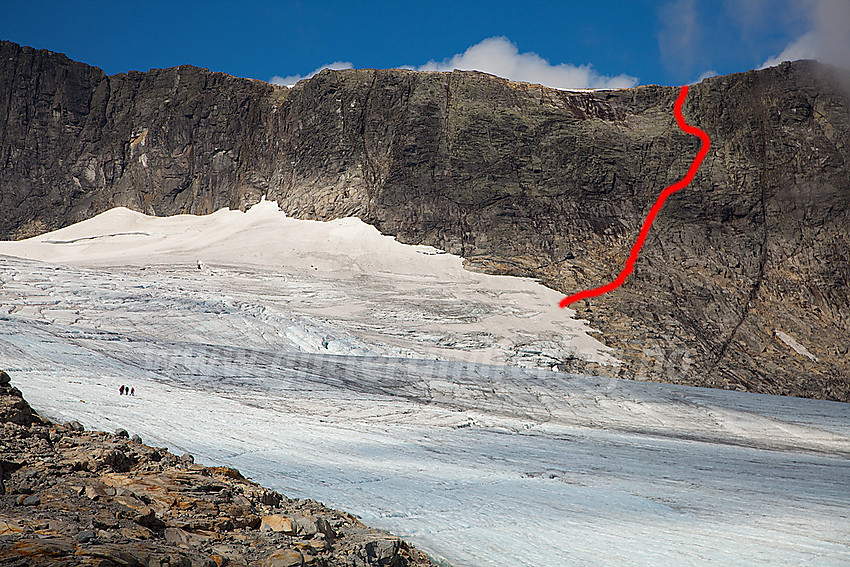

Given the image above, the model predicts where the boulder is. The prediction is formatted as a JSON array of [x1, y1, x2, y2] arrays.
[[315, 517, 336, 539], [364, 537, 402, 566], [259, 489, 283, 507], [133, 507, 163, 529], [291, 515, 318, 537], [162, 527, 209, 547], [75, 530, 95, 543], [17, 494, 40, 506], [260, 515, 294, 534], [261, 548, 303, 567], [84, 483, 115, 500], [95, 448, 134, 472]]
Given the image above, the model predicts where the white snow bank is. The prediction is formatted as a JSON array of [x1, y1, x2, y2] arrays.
[[7, 200, 456, 276], [0, 201, 617, 367]]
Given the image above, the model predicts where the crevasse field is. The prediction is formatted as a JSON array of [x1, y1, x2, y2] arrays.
[[1, 201, 848, 567]]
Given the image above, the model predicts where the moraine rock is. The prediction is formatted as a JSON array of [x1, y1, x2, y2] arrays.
[[261, 514, 295, 534], [262, 548, 305, 567]]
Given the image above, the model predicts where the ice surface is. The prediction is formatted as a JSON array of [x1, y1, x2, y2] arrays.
[[0, 201, 617, 368], [0, 205, 848, 566]]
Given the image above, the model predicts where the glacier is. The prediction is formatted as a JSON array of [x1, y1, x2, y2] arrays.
[[0, 202, 848, 566]]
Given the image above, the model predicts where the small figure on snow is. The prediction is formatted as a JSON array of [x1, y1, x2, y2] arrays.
[[119, 385, 125, 395], [130, 387, 135, 396]]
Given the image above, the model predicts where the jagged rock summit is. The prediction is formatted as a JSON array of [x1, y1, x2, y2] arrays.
[[0, 370, 435, 566], [1, 40, 848, 400]]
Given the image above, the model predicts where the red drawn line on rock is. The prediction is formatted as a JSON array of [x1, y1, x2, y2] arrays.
[[559, 84, 711, 308]]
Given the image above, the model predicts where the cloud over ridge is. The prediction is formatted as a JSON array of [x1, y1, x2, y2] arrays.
[[760, 0, 850, 69], [270, 61, 354, 86], [413, 37, 638, 90], [270, 37, 638, 90]]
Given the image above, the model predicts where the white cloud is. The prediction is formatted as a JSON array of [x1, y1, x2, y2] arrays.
[[268, 37, 638, 91], [269, 61, 354, 86], [760, 31, 818, 68], [692, 70, 719, 83], [413, 37, 638, 90], [657, 0, 702, 79], [760, 0, 850, 69]]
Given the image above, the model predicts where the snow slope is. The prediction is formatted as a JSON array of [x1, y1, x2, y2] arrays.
[[0, 200, 616, 368], [1, 204, 848, 566]]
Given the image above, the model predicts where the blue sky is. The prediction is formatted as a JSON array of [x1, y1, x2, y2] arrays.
[[1, 0, 847, 88]]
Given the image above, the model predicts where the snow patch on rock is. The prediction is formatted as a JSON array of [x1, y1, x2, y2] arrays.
[[775, 330, 819, 362]]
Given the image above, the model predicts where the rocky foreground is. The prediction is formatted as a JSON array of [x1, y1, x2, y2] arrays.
[[0, 370, 435, 567]]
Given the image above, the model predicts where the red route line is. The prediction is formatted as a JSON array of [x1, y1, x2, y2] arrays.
[[559, 84, 711, 308]]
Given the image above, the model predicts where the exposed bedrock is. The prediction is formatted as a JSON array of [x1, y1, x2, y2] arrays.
[[1, 40, 848, 400]]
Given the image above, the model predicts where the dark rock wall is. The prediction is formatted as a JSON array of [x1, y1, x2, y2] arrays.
[[1, 40, 847, 400], [0, 41, 275, 237]]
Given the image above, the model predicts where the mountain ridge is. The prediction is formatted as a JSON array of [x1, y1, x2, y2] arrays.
[[1, 39, 848, 400]]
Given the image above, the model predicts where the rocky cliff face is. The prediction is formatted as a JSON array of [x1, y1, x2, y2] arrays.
[[1, 40, 848, 400]]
